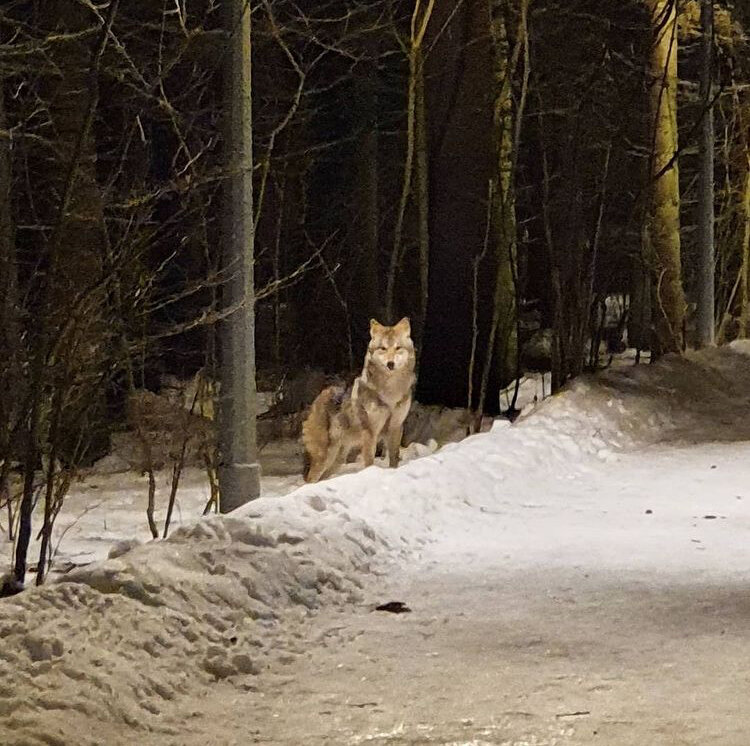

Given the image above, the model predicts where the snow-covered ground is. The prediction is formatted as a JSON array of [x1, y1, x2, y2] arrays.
[[2, 443, 307, 575], [3, 344, 750, 745]]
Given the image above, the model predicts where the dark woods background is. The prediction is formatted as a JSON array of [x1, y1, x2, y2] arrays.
[[0, 1, 749, 480]]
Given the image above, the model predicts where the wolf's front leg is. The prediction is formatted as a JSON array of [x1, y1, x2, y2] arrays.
[[361, 429, 378, 467], [386, 423, 403, 468], [386, 399, 411, 468]]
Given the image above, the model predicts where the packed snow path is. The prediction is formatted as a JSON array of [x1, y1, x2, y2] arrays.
[[132, 442, 750, 746], [192, 442, 750, 746], [3, 344, 750, 745]]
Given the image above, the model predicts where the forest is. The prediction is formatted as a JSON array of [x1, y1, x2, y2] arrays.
[[0, 0, 749, 589]]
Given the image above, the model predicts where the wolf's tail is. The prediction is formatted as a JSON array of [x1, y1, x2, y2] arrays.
[[301, 385, 343, 481]]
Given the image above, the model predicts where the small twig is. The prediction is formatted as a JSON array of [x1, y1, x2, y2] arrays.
[[163, 382, 201, 538], [467, 180, 494, 422], [49, 496, 108, 573]]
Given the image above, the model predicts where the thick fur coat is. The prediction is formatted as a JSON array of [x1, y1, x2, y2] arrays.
[[302, 318, 416, 483]]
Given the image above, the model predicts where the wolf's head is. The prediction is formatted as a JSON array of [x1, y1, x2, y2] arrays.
[[367, 318, 414, 373]]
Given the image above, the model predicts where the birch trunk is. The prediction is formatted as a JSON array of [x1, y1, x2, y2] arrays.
[[645, 0, 685, 353]]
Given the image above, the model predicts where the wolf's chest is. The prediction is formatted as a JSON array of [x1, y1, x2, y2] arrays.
[[359, 374, 413, 410]]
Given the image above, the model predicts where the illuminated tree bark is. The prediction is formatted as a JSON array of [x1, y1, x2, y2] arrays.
[[644, 0, 686, 353]]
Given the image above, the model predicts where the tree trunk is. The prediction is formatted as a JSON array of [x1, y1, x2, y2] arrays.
[[737, 98, 750, 338], [418, 0, 499, 410], [414, 48, 429, 351], [0, 82, 19, 540], [0, 86, 15, 367], [715, 88, 750, 344], [696, 0, 715, 348], [385, 0, 435, 323], [645, 0, 685, 354], [355, 71, 381, 327], [629, 250, 652, 357], [537, 102, 566, 391], [486, 0, 526, 391]]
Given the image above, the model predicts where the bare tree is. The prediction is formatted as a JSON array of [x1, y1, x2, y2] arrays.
[[696, 0, 715, 347], [0, 81, 19, 543], [386, 0, 435, 324]]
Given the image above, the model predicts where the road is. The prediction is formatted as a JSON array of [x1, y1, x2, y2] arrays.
[[152, 440, 750, 746]]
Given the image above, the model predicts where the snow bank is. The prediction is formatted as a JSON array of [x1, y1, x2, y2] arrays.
[[530, 344, 750, 451], [3, 345, 750, 744], [0, 512, 379, 744]]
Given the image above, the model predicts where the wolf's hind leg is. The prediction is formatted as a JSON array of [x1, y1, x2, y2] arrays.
[[305, 459, 324, 483], [306, 441, 344, 483]]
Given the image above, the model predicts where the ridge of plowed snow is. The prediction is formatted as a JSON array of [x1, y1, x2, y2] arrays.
[[2, 344, 750, 745]]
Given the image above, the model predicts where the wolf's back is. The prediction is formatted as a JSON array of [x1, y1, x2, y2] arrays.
[[301, 385, 344, 480]]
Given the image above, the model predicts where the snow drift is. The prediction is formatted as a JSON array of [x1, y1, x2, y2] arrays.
[[2, 344, 750, 745]]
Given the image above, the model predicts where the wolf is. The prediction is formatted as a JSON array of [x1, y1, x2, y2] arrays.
[[302, 317, 416, 483]]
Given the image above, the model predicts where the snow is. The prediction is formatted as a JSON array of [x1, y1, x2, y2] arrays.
[[28, 463, 303, 572], [3, 343, 750, 744]]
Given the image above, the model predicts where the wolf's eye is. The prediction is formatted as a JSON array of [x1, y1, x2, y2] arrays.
[[395, 346, 403, 352], [379, 346, 387, 351]]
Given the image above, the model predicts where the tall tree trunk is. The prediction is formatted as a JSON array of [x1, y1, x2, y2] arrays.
[[484, 0, 527, 395], [629, 250, 652, 357], [385, 0, 435, 322], [645, 0, 685, 354], [716, 92, 750, 343], [0, 86, 14, 363], [414, 48, 430, 352], [737, 105, 750, 338], [355, 71, 381, 328], [418, 0, 499, 410], [0, 82, 19, 538], [539, 113, 566, 391], [696, 0, 715, 348]]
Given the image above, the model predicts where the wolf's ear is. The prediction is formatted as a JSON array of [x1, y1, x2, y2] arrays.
[[370, 318, 382, 335], [395, 317, 411, 334]]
